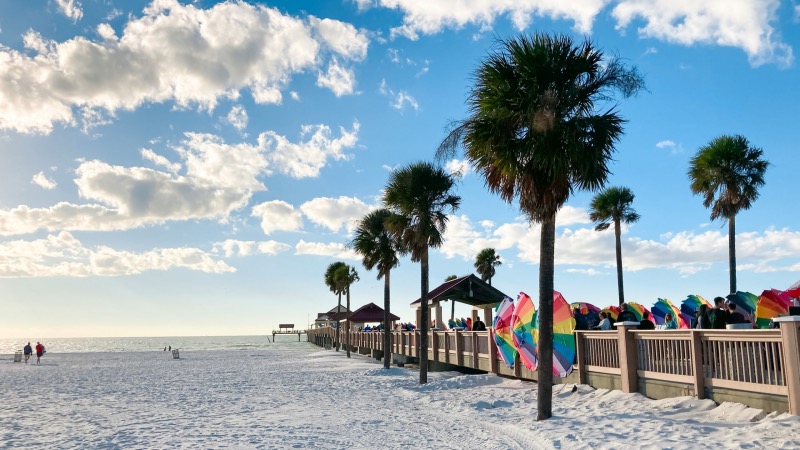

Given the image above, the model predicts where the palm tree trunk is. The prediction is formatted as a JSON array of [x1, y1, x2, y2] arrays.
[[729, 215, 737, 294], [335, 292, 342, 352], [383, 270, 391, 369], [346, 286, 351, 358], [419, 247, 429, 384], [614, 217, 625, 306], [536, 212, 556, 421]]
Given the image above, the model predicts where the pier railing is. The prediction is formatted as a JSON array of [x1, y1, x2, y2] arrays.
[[306, 317, 800, 415]]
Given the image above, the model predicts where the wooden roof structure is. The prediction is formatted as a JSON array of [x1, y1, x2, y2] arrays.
[[410, 274, 507, 309], [347, 302, 400, 323]]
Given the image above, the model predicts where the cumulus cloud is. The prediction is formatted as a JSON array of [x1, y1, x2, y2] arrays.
[[295, 239, 360, 260], [445, 159, 471, 178], [656, 140, 683, 154], [0, 231, 233, 277], [299, 196, 374, 233], [613, 0, 792, 67], [212, 239, 291, 257], [316, 58, 357, 97], [0, 0, 369, 134], [140, 148, 181, 173], [55, 0, 83, 21], [439, 212, 800, 276], [251, 200, 303, 235], [226, 105, 249, 131], [261, 121, 359, 178], [32, 172, 57, 190], [381, 0, 607, 40]]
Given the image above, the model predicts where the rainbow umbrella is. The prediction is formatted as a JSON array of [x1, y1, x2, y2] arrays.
[[787, 280, 800, 300], [571, 302, 601, 329], [726, 291, 757, 324], [511, 292, 537, 370], [651, 298, 688, 329], [493, 296, 517, 368], [680, 294, 711, 329], [552, 291, 577, 376], [627, 302, 656, 324], [755, 289, 792, 329], [601, 305, 621, 322]]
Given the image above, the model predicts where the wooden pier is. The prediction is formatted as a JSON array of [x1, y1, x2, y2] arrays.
[[307, 319, 800, 416], [273, 323, 306, 342]]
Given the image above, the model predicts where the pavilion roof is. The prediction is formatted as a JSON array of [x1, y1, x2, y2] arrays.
[[347, 302, 400, 323], [410, 274, 507, 309]]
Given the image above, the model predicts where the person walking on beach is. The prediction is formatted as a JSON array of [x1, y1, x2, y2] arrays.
[[35, 341, 45, 364], [23, 342, 32, 364]]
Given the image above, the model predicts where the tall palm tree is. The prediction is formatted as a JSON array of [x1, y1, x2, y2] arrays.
[[342, 264, 359, 358], [438, 33, 643, 419], [589, 187, 640, 305], [474, 248, 502, 286], [351, 209, 401, 368], [324, 261, 348, 352], [688, 135, 768, 294], [383, 161, 461, 384]]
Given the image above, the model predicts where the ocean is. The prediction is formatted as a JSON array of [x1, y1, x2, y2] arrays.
[[0, 334, 306, 354]]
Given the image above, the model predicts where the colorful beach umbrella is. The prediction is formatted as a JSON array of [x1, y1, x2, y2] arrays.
[[726, 291, 757, 324], [511, 292, 537, 370], [787, 280, 800, 300], [755, 289, 792, 329], [493, 296, 517, 368], [552, 291, 577, 377], [651, 298, 688, 329], [680, 294, 711, 329], [627, 302, 655, 324], [601, 305, 621, 322]]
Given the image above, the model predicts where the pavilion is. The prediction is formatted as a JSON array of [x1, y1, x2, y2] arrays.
[[409, 274, 508, 328]]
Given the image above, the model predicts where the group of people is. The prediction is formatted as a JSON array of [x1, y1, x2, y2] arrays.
[[694, 296, 750, 329], [22, 341, 45, 364]]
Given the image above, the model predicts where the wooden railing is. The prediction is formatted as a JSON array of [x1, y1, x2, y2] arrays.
[[308, 317, 800, 416]]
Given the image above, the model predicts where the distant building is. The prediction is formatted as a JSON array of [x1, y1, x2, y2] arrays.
[[313, 305, 350, 328]]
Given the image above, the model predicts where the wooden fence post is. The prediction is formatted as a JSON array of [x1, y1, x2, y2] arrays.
[[455, 329, 464, 367], [616, 322, 640, 394], [690, 330, 705, 399], [575, 331, 586, 385], [432, 331, 439, 363], [775, 316, 800, 415], [472, 333, 479, 369], [489, 328, 499, 374]]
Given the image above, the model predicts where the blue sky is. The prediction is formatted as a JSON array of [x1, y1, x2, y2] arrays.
[[1, 0, 799, 338]]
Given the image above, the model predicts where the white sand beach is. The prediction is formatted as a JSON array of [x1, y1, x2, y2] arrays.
[[2, 342, 800, 449]]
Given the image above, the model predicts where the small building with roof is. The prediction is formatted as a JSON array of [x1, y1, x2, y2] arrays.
[[410, 274, 508, 328]]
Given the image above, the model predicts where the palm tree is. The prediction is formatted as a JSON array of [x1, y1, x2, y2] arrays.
[[438, 33, 643, 419], [324, 261, 348, 352], [474, 248, 502, 286], [351, 209, 401, 368], [589, 187, 640, 305], [383, 161, 461, 384], [342, 264, 359, 358], [688, 135, 768, 294]]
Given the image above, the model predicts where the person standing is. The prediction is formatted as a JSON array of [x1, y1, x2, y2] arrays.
[[34, 341, 44, 364], [709, 297, 729, 329], [617, 303, 637, 323], [23, 342, 32, 364], [472, 317, 486, 331], [663, 313, 678, 330], [695, 305, 712, 329], [639, 311, 656, 330]]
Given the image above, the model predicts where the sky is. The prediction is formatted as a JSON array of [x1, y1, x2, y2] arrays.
[[1, 0, 800, 338]]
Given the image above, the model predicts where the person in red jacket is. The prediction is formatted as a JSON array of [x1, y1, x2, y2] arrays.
[[35, 341, 45, 364]]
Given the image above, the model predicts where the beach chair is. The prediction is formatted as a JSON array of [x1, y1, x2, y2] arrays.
[[172, 349, 180, 359], [13, 350, 22, 363]]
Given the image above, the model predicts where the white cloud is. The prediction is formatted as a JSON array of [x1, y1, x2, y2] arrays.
[[226, 105, 249, 131], [557, 205, 592, 226], [445, 159, 471, 177], [295, 239, 360, 260], [439, 212, 800, 276], [55, 0, 83, 21], [140, 148, 181, 173], [290, 91, 300, 101], [379, 79, 419, 112], [299, 196, 374, 233], [316, 58, 357, 97], [613, 0, 793, 67], [656, 139, 683, 154], [261, 121, 359, 178], [0, 231, 233, 277], [381, 0, 606, 40], [566, 268, 605, 276], [251, 200, 303, 235], [0, 1, 369, 134], [32, 172, 57, 190], [213, 239, 291, 257], [352, 0, 374, 11], [310, 17, 369, 60]]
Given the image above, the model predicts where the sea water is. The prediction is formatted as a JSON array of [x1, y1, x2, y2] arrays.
[[0, 334, 305, 354]]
